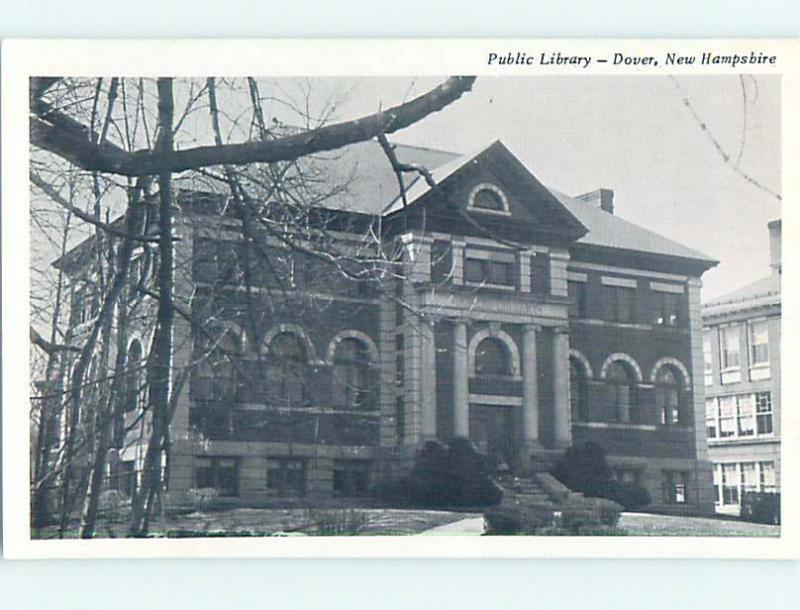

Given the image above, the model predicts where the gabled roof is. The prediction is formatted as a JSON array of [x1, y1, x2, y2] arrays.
[[549, 189, 718, 265], [703, 273, 780, 316]]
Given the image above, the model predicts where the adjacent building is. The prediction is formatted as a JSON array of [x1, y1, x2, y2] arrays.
[[55, 139, 720, 514], [703, 220, 781, 514]]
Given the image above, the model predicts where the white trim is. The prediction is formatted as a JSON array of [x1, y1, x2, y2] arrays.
[[569, 349, 594, 378], [467, 182, 511, 216], [261, 323, 320, 363], [569, 261, 688, 282], [599, 352, 644, 382], [649, 357, 692, 389], [601, 275, 638, 289], [325, 330, 379, 367], [468, 394, 522, 406], [650, 281, 685, 294], [573, 422, 659, 432], [567, 272, 588, 283], [467, 326, 521, 377], [464, 248, 516, 263]]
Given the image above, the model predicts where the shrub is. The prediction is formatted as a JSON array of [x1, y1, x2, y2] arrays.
[[305, 508, 371, 535], [98, 490, 130, 522], [184, 487, 219, 512], [484, 504, 554, 535], [552, 442, 611, 497], [740, 491, 781, 525], [602, 480, 651, 512], [381, 438, 503, 509], [559, 506, 598, 534], [558, 498, 623, 533]]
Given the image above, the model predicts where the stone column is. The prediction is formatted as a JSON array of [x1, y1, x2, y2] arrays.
[[522, 324, 541, 449], [420, 317, 438, 440], [451, 238, 465, 286], [552, 326, 572, 447], [453, 320, 469, 438]]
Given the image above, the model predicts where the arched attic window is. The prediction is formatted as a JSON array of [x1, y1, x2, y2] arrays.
[[332, 337, 374, 409]]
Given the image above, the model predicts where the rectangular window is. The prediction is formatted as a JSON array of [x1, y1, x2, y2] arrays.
[[706, 398, 718, 439], [740, 462, 758, 493], [568, 280, 587, 318], [332, 460, 372, 497], [395, 397, 405, 445], [759, 461, 777, 492], [531, 253, 551, 295], [194, 456, 239, 497], [663, 471, 688, 504], [721, 464, 739, 505], [756, 392, 773, 435], [736, 394, 756, 437], [713, 465, 722, 505], [720, 326, 741, 369], [604, 285, 636, 323], [654, 292, 682, 326], [464, 257, 515, 287], [718, 396, 736, 438], [749, 321, 770, 366], [266, 458, 306, 496]]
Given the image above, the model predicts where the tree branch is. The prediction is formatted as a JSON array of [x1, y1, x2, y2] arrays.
[[31, 76, 476, 176]]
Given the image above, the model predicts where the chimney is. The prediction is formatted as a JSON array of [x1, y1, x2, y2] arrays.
[[576, 188, 614, 214], [768, 219, 781, 276]]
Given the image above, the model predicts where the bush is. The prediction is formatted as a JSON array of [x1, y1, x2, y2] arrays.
[[552, 442, 651, 511], [558, 498, 623, 533], [602, 480, 651, 512], [184, 487, 219, 512], [484, 504, 554, 535], [98, 490, 130, 522], [378, 438, 503, 508], [305, 508, 371, 535], [740, 491, 781, 525], [552, 442, 611, 497]]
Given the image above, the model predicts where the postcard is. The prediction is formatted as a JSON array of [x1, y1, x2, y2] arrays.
[[2, 38, 797, 558]]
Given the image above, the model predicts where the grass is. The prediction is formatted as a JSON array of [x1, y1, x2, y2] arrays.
[[32, 507, 475, 538], [619, 512, 780, 537]]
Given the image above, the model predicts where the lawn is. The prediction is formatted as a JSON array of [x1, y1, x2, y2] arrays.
[[619, 512, 780, 537], [32, 507, 477, 538]]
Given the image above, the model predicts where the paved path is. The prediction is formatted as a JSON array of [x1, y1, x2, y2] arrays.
[[419, 516, 485, 536]]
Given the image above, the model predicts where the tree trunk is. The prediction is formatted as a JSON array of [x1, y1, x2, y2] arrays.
[[128, 78, 175, 536]]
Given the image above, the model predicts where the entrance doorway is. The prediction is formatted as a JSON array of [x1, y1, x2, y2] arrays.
[[469, 404, 518, 470]]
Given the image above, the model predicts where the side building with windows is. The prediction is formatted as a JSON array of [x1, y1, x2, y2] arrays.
[[702, 220, 781, 514], [54, 139, 719, 514]]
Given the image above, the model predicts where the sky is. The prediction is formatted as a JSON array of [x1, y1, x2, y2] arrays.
[[262, 75, 781, 300], [32, 75, 782, 301]]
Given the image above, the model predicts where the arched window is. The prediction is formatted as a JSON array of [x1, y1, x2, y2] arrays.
[[474, 337, 511, 376], [656, 366, 681, 426], [607, 362, 636, 424], [570, 357, 589, 422], [266, 331, 309, 406], [332, 338, 373, 409], [196, 331, 240, 402]]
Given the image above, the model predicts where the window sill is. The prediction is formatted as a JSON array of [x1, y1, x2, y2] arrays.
[[464, 280, 517, 292]]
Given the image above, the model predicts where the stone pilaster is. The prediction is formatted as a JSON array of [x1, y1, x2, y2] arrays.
[[420, 317, 438, 440], [451, 238, 465, 286], [400, 232, 433, 284], [518, 250, 533, 293], [453, 319, 469, 438], [549, 248, 570, 298], [552, 326, 572, 447], [521, 323, 541, 450]]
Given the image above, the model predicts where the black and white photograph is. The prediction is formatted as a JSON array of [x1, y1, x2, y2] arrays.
[[2, 39, 796, 558]]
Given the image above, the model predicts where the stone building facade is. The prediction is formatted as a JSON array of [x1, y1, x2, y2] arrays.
[[702, 220, 781, 514], [57, 139, 719, 514]]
